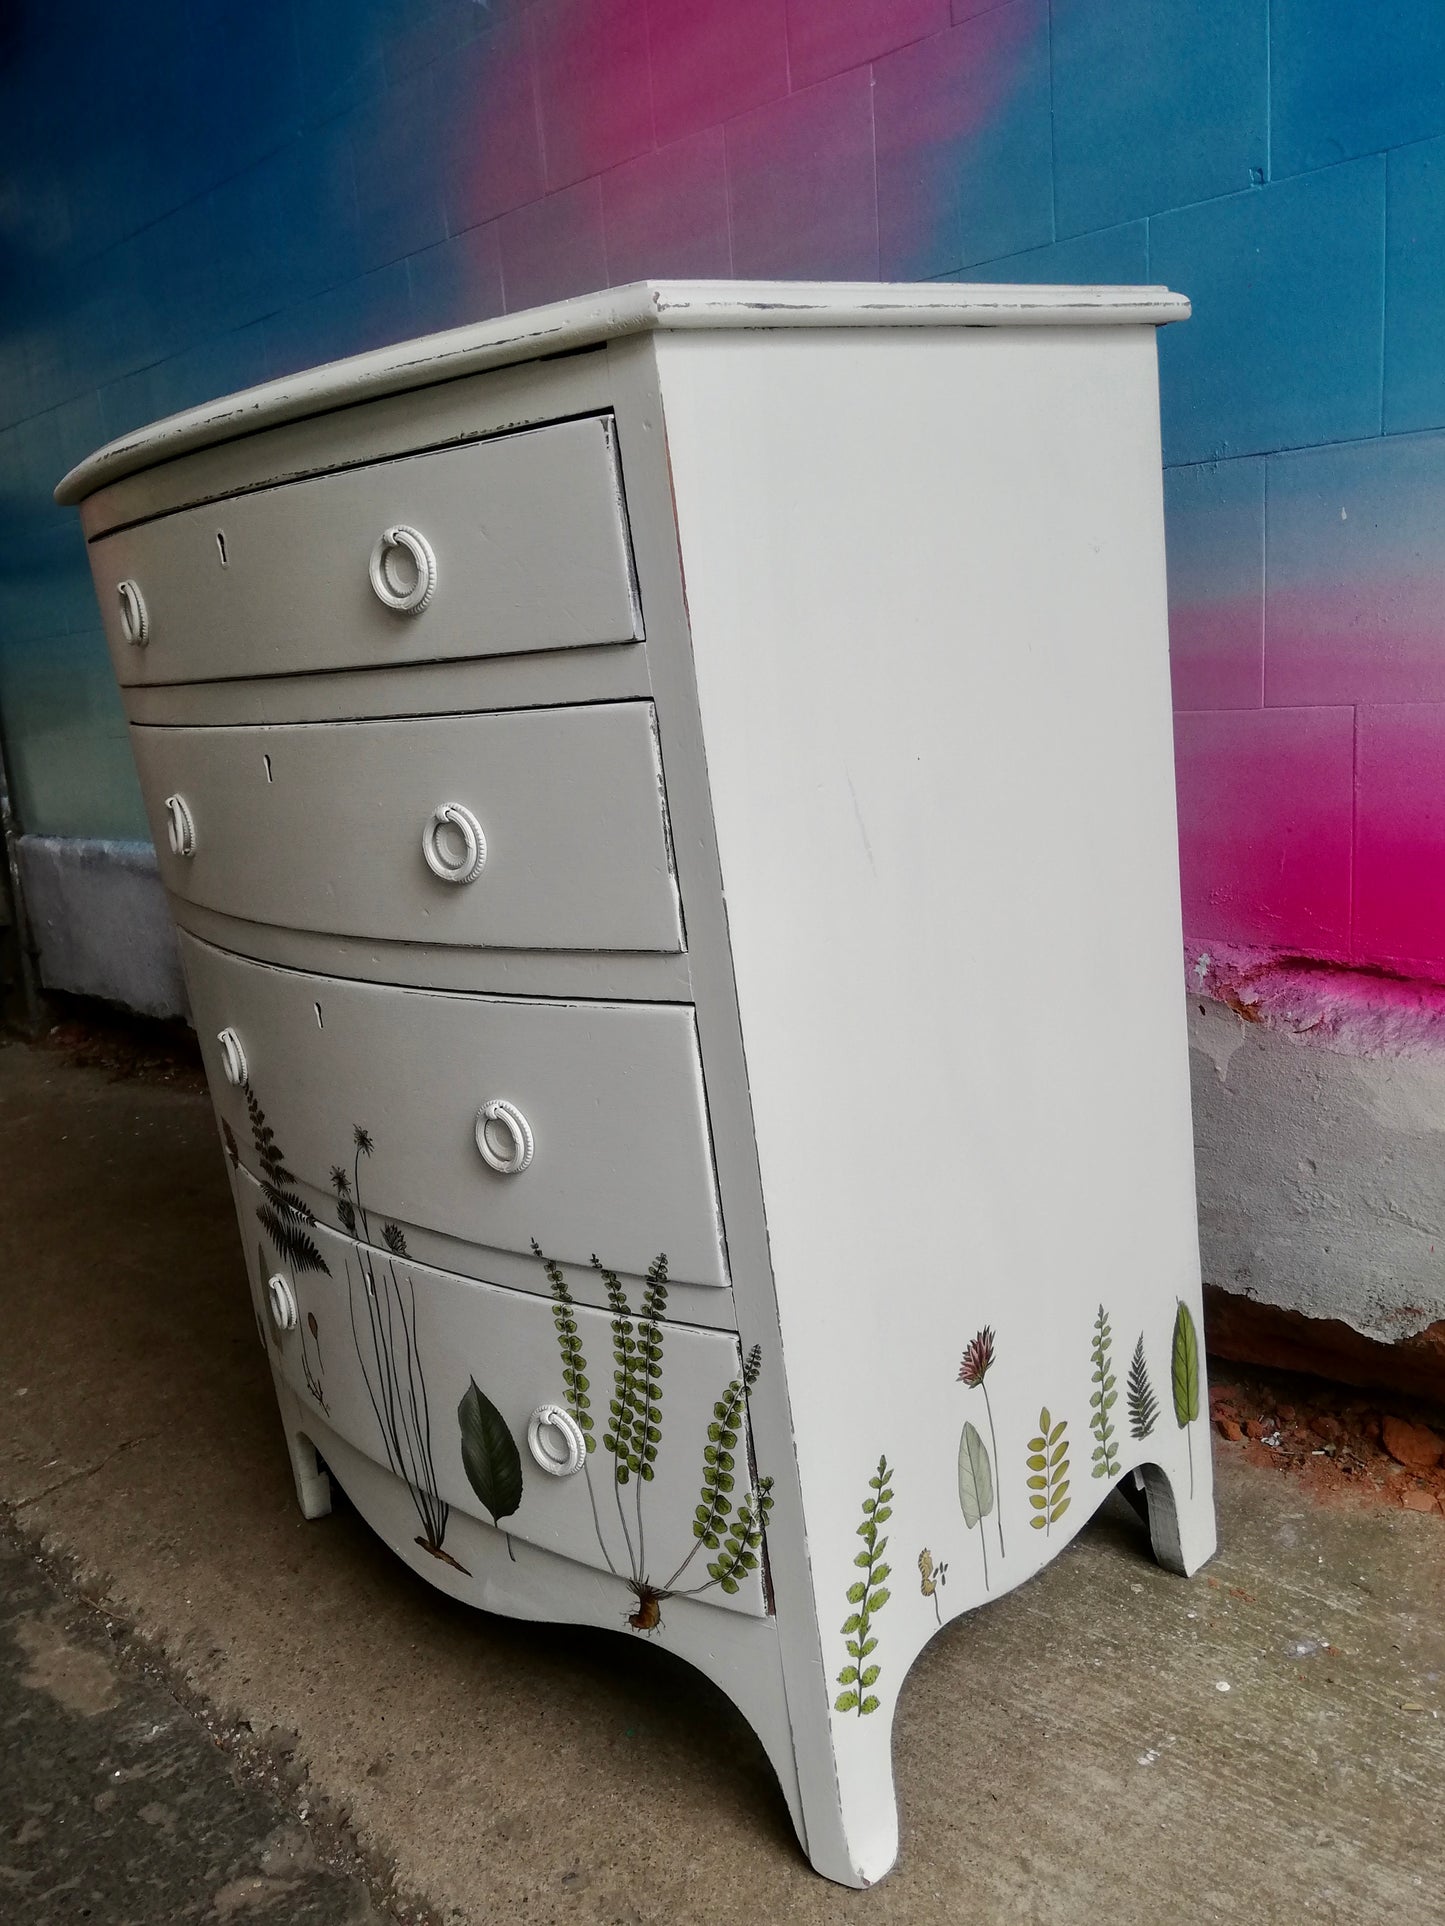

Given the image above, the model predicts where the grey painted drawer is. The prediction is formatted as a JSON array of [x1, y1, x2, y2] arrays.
[[183, 933, 728, 1291], [91, 415, 642, 688], [133, 702, 682, 952], [232, 1167, 766, 1617]]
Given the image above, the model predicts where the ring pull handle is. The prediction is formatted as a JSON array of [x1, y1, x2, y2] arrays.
[[475, 1098, 533, 1176], [527, 1403, 586, 1477], [266, 1272, 298, 1334], [421, 803, 486, 884], [368, 525, 436, 614], [117, 579, 149, 646], [164, 794, 196, 857], [217, 1027, 248, 1088]]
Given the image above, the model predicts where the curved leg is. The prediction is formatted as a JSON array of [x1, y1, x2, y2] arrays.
[[782, 1670, 902, 1889], [1136, 1458, 1215, 1576], [270, 1373, 333, 1521]]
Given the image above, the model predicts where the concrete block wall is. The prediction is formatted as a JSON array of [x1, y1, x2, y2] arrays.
[[3, 0, 1444, 1370]]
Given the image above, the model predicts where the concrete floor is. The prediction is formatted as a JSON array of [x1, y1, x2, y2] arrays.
[[1, 1034, 1442, 1926], [0, 1525, 386, 1922]]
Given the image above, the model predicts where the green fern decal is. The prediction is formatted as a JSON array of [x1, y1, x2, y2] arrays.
[[836, 1455, 893, 1717], [632, 1255, 668, 1488], [1127, 1333, 1159, 1440], [1089, 1306, 1121, 1480], [596, 1256, 641, 1486], [688, 1348, 754, 1554], [244, 1081, 328, 1276], [705, 1478, 774, 1595], [1026, 1408, 1071, 1534], [535, 1240, 595, 1456], [534, 1243, 772, 1628], [1171, 1299, 1202, 1497]]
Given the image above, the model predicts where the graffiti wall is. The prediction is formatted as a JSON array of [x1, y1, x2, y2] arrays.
[[2, 0, 1443, 990]]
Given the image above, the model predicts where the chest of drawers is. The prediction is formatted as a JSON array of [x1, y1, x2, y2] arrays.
[[58, 281, 1215, 1888]]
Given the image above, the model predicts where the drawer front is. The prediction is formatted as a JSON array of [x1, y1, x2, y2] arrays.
[[92, 415, 642, 688], [134, 703, 683, 953], [184, 934, 728, 1290], [233, 1169, 768, 1617]]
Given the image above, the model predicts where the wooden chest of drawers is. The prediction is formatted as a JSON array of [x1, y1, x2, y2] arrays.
[[58, 281, 1216, 1887]]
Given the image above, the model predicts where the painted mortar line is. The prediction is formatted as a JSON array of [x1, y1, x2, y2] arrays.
[[1046, 0, 1057, 243], [1379, 149, 1389, 436], [1264, 0, 1272, 184]]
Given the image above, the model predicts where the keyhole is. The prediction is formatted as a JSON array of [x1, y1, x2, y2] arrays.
[[262, 754, 272, 783], [216, 531, 228, 567], [314, 1002, 324, 1029]]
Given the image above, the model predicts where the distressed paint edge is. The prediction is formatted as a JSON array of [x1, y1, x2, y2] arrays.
[[55, 281, 1189, 506]]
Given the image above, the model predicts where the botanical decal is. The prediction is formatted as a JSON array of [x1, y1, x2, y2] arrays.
[[1026, 1408, 1070, 1535], [917, 1547, 948, 1626], [1171, 1300, 1201, 1496], [458, 1378, 524, 1558], [956, 1421, 995, 1590], [534, 1241, 773, 1633], [836, 1455, 893, 1716], [299, 1309, 327, 1413], [336, 1128, 465, 1573], [957, 1327, 1006, 1560], [1089, 1306, 1121, 1481], [245, 1083, 328, 1276], [1127, 1333, 1159, 1440]]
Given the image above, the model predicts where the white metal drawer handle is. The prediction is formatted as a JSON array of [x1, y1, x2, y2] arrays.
[[117, 579, 149, 646], [369, 525, 436, 614], [164, 794, 196, 857], [475, 1098, 533, 1175], [527, 1404, 586, 1477], [422, 803, 486, 884], [266, 1272, 298, 1334], [217, 1027, 248, 1087]]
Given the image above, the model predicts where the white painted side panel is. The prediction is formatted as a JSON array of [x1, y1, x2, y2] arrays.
[[181, 933, 729, 1290], [132, 703, 683, 953], [657, 327, 1214, 1876], [91, 414, 641, 686]]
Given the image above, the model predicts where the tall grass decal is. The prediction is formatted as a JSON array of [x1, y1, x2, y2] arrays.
[[1171, 1300, 1201, 1496], [1128, 1333, 1159, 1440], [1026, 1408, 1070, 1534], [341, 1125, 464, 1573], [1089, 1306, 1121, 1480], [535, 1242, 773, 1632], [836, 1456, 893, 1716]]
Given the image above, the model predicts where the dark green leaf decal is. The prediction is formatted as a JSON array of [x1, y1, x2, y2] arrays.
[[458, 1378, 524, 1535], [1128, 1333, 1159, 1440], [836, 1455, 893, 1716], [1171, 1299, 1201, 1496], [1089, 1305, 1121, 1480], [1026, 1407, 1071, 1534], [956, 1420, 994, 1590]]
